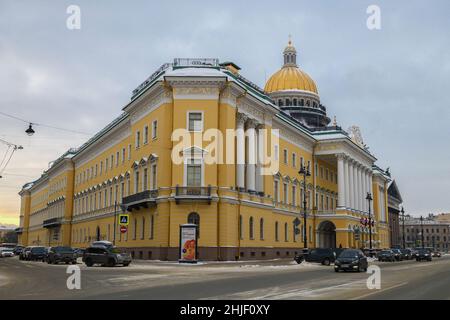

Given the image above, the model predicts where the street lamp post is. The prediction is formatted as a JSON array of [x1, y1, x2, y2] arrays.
[[420, 215, 424, 249], [400, 207, 405, 249], [366, 193, 373, 251], [299, 162, 311, 249]]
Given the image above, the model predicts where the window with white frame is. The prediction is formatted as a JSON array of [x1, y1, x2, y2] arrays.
[[143, 168, 148, 191], [151, 164, 157, 189], [188, 112, 203, 131], [186, 158, 202, 186], [283, 183, 288, 204], [274, 179, 279, 202], [136, 130, 141, 149], [134, 171, 139, 193], [144, 126, 149, 144], [292, 185, 296, 206], [152, 120, 158, 139]]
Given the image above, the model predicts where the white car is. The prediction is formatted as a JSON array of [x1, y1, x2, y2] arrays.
[[0, 248, 15, 257]]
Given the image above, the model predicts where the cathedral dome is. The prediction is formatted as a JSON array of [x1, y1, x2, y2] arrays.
[[264, 39, 318, 95], [264, 66, 318, 94]]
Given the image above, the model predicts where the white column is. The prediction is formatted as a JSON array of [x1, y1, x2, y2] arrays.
[[344, 156, 350, 208], [337, 154, 345, 208], [362, 168, 367, 213], [357, 165, 363, 211], [255, 124, 264, 195], [348, 160, 354, 210], [246, 119, 256, 193], [236, 113, 247, 191], [353, 163, 358, 211]]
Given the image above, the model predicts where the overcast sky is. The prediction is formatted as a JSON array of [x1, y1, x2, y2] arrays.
[[1, 0, 449, 225]]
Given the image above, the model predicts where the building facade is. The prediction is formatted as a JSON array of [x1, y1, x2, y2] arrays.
[[17, 41, 392, 260], [402, 216, 450, 252], [387, 180, 402, 247]]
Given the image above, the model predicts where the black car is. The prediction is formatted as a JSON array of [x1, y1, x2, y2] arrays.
[[13, 245, 24, 255], [334, 249, 368, 272], [304, 248, 344, 265], [378, 250, 395, 262], [391, 249, 404, 261], [432, 250, 441, 258], [400, 248, 413, 260], [82, 245, 131, 267], [28, 246, 47, 261], [416, 248, 432, 261], [293, 248, 310, 264], [47, 246, 77, 264]]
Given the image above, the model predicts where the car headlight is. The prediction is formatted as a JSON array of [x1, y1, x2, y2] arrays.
[[352, 260, 359, 264]]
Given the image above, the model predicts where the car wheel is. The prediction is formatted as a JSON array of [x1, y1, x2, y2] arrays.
[[322, 258, 330, 266], [72, 261, 77, 264], [85, 258, 93, 267], [123, 263, 130, 267], [107, 258, 116, 267], [334, 268, 339, 272]]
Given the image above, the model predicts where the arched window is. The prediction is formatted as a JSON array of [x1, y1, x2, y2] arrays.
[[141, 217, 145, 239], [279, 99, 283, 106], [188, 212, 200, 237], [275, 222, 279, 241], [285, 223, 288, 242], [260, 218, 264, 240], [133, 218, 137, 240], [149, 215, 154, 239], [249, 217, 254, 239], [306, 100, 310, 106], [300, 99, 304, 106], [96, 226, 100, 241], [293, 98, 297, 106], [286, 98, 290, 106]]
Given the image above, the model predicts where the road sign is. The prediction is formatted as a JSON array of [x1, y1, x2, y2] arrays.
[[119, 214, 129, 226], [294, 227, 301, 235], [293, 218, 301, 226], [120, 225, 128, 233]]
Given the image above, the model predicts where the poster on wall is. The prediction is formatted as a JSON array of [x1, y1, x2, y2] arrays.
[[179, 224, 198, 263]]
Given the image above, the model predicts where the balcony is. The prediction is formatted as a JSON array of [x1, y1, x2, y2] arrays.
[[43, 218, 62, 229], [174, 185, 212, 204], [122, 189, 158, 212]]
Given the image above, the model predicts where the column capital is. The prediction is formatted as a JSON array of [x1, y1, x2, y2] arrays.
[[236, 113, 248, 126], [246, 118, 258, 129], [336, 153, 346, 161]]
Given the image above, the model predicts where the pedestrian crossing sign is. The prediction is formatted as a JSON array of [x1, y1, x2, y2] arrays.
[[119, 214, 129, 226]]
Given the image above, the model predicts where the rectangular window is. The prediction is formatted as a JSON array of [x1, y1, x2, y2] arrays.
[[151, 164, 157, 189], [143, 168, 148, 191], [292, 185, 296, 206], [136, 131, 141, 148], [186, 159, 201, 186], [105, 158, 109, 172], [300, 157, 304, 168], [135, 171, 140, 193], [150, 215, 154, 239], [100, 161, 103, 175], [122, 148, 125, 163], [128, 144, 131, 160], [144, 126, 149, 144], [116, 152, 119, 166], [283, 183, 288, 204], [188, 112, 203, 131], [292, 153, 296, 168], [152, 120, 158, 139], [283, 149, 288, 165], [274, 180, 279, 202], [95, 164, 98, 177], [110, 155, 114, 169]]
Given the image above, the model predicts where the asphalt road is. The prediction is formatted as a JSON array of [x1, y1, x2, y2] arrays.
[[0, 255, 449, 299]]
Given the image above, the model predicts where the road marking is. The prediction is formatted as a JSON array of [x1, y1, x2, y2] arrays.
[[350, 281, 408, 300]]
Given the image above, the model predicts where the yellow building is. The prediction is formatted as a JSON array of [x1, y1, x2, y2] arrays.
[[17, 40, 391, 260]]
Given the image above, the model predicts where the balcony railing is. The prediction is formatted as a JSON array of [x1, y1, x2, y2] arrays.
[[43, 217, 62, 229], [122, 189, 158, 212], [175, 185, 212, 204]]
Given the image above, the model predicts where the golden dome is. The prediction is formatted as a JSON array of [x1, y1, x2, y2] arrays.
[[264, 67, 318, 94], [264, 38, 319, 95]]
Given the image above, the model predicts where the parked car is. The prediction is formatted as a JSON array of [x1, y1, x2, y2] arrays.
[[391, 248, 404, 261], [400, 248, 413, 260], [13, 245, 24, 255], [73, 248, 85, 258], [82, 245, 131, 267], [416, 248, 432, 261], [91, 240, 114, 249], [432, 250, 441, 258], [304, 248, 344, 266], [378, 250, 396, 262], [19, 247, 31, 260], [28, 246, 47, 261], [0, 248, 15, 257], [334, 249, 368, 272], [293, 248, 310, 264], [46, 246, 77, 264]]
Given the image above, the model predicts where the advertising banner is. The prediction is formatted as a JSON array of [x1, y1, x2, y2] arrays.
[[179, 224, 198, 263]]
